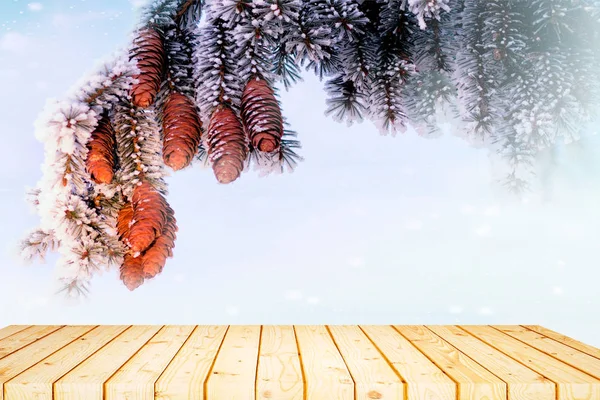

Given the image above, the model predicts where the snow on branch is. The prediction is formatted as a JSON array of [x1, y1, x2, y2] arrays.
[[21, 0, 600, 293]]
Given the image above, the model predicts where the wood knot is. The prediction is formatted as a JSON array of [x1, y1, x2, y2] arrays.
[[368, 390, 383, 399]]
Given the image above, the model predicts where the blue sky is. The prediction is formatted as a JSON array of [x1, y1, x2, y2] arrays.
[[1, 1, 599, 347]]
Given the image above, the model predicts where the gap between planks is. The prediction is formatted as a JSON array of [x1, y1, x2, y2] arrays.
[[0, 325, 599, 400]]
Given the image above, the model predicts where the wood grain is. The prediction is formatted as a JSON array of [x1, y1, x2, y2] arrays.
[[0, 325, 63, 360], [105, 325, 195, 400], [295, 325, 354, 400], [154, 325, 228, 400], [395, 325, 506, 400], [0, 325, 597, 400], [523, 325, 600, 360], [0, 326, 30, 342], [256, 325, 303, 400], [427, 325, 555, 400], [0, 326, 94, 400], [495, 326, 600, 379], [54, 325, 162, 400], [361, 325, 456, 400], [461, 325, 600, 400], [4, 325, 128, 400], [205, 325, 261, 400], [329, 325, 404, 400]]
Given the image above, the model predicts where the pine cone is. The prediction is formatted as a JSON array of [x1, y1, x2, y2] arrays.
[[120, 253, 145, 291], [141, 204, 177, 279], [128, 182, 170, 255], [86, 117, 116, 184], [206, 105, 248, 184], [130, 28, 166, 108], [116, 202, 134, 245], [162, 92, 202, 171], [241, 77, 284, 153]]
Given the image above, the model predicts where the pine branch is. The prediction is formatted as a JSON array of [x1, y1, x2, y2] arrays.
[[20, 229, 59, 263], [140, 0, 180, 28], [250, 122, 303, 175], [23, 0, 600, 294], [368, 1, 416, 134], [113, 102, 168, 198], [325, 75, 368, 125], [404, 11, 456, 137], [194, 15, 243, 122], [407, 0, 452, 29], [176, 0, 204, 29], [453, 0, 497, 139], [271, 44, 303, 90]]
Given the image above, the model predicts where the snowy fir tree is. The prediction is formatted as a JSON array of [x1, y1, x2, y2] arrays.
[[21, 0, 600, 294]]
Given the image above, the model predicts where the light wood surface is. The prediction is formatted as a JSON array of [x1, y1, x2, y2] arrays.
[[5, 326, 127, 400], [205, 325, 261, 400], [428, 325, 555, 400], [154, 325, 227, 400], [105, 325, 195, 400], [362, 325, 456, 400], [0, 325, 598, 399], [295, 325, 354, 399], [394, 325, 506, 400], [522, 325, 600, 361], [256, 325, 303, 400], [462, 325, 600, 400], [53, 325, 161, 400]]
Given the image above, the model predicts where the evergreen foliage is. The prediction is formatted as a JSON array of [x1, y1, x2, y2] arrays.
[[22, 0, 600, 294]]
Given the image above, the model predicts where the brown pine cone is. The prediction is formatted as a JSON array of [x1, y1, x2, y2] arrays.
[[141, 204, 177, 279], [130, 28, 166, 108], [128, 182, 170, 255], [120, 253, 145, 291], [162, 92, 202, 171], [86, 117, 116, 184], [240, 77, 284, 153], [206, 105, 248, 184], [116, 202, 134, 245]]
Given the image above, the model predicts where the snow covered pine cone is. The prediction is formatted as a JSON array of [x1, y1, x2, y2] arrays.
[[118, 205, 178, 291], [162, 92, 202, 170], [86, 116, 116, 184], [116, 201, 134, 245], [141, 203, 177, 279], [206, 105, 249, 184], [116, 184, 178, 290], [241, 77, 284, 153], [117, 202, 144, 290], [128, 181, 171, 255], [120, 254, 145, 292], [130, 27, 166, 108]]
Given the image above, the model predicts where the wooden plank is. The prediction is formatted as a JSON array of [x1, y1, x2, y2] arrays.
[[328, 325, 404, 400], [4, 325, 128, 400], [523, 325, 600, 360], [495, 326, 600, 379], [461, 325, 600, 400], [0, 325, 63, 360], [105, 325, 195, 400], [294, 325, 354, 400], [155, 326, 228, 400], [0, 326, 30, 341], [256, 325, 303, 400], [361, 325, 456, 400], [428, 325, 555, 400], [0, 326, 95, 400], [1, 325, 597, 399], [205, 325, 261, 400], [395, 325, 506, 400], [53, 325, 162, 400]]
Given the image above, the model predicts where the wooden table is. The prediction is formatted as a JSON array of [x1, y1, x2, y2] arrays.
[[0, 325, 599, 399]]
